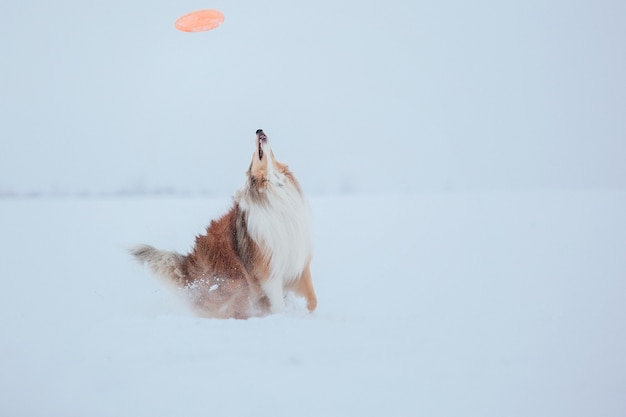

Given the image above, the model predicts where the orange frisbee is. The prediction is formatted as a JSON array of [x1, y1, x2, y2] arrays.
[[175, 9, 225, 32]]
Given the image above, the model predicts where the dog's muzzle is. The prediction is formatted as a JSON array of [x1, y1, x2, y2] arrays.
[[256, 129, 267, 159]]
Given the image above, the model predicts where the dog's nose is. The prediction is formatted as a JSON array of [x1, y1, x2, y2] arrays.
[[256, 129, 264, 135]]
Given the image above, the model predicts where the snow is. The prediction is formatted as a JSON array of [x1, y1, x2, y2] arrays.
[[1, 191, 625, 416]]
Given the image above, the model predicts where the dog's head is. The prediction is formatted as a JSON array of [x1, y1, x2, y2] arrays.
[[247, 129, 299, 193]]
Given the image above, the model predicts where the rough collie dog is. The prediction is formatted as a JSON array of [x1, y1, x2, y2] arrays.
[[130, 130, 316, 319]]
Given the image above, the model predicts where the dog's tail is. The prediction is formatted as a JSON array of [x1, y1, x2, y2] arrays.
[[130, 244, 186, 286]]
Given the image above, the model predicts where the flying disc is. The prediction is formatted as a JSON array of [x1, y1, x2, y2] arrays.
[[175, 9, 225, 32]]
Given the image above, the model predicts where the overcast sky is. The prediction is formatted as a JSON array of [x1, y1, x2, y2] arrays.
[[1, 0, 624, 195]]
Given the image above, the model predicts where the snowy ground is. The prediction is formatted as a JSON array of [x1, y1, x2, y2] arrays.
[[1, 191, 625, 417]]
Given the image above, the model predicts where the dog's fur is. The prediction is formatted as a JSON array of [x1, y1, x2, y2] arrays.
[[130, 130, 317, 319]]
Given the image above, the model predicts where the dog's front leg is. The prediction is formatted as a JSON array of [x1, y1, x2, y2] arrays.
[[295, 263, 317, 312], [262, 277, 285, 313]]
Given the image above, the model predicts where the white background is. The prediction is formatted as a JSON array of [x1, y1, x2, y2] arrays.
[[1, 0, 625, 196]]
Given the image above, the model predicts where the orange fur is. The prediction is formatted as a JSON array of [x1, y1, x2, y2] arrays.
[[182, 206, 270, 319]]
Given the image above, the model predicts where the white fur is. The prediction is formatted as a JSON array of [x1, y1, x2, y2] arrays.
[[237, 145, 312, 310], [261, 274, 286, 313]]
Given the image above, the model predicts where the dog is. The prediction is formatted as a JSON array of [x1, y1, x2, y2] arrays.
[[130, 129, 317, 319]]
